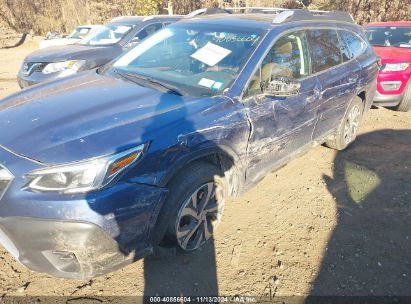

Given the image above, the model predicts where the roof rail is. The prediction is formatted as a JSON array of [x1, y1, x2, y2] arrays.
[[187, 7, 354, 23], [187, 7, 232, 17], [270, 9, 354, 23], [224, 7, 353, 23]]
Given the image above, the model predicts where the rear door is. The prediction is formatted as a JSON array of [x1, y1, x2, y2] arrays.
[[307, 29, 361, 139], [340, 30, 379, 95]]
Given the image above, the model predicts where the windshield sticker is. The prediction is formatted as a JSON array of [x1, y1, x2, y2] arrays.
[[198, 78, 216, 88], [212, 81, 223, 90], [191, 42, 232, 66], [213, 34, 260, 46]]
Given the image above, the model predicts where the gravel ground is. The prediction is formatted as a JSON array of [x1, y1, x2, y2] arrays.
[[0, 42, 410, 300]]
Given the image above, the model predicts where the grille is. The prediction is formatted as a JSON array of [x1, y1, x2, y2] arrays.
[[0, 165, 13, 201], [22, 62, 47, 76]]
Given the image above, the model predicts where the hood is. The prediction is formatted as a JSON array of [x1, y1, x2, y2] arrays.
[[25, 44, 121, 63], [39, 38, 80, 49], [373, 46, 411, 64], [0, 71, 208, 165]]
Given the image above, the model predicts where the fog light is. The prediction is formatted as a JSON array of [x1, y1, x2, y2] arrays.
[[42, 250, 80, 273], [381, 81, 402, 91]]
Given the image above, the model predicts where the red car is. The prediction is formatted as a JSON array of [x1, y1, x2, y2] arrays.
[[366, 22, 411, 111]]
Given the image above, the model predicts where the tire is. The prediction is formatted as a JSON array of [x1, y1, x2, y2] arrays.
[[152, 161, 227, 253], [325, 96, 364, 151], [394, 82, 411, 112]]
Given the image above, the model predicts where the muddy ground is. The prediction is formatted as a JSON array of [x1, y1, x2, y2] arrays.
[[0, 41, 410, 300]]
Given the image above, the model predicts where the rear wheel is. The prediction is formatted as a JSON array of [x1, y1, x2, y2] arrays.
[[326, 96, 363, 151], [153, 162, 227, 252], [394, 82, 411, 112]]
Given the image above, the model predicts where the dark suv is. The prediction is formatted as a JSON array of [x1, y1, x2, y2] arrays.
[[17, 15, 182, 88], [0, 9, 378, 279]]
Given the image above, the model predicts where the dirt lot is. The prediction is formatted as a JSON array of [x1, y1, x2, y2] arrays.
[[0, 42, 410, 300]]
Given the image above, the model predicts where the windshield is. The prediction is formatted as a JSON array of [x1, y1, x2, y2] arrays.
[[366, 26, 411, 48], [69, 27, 92, 39], [110, 25, 263, 97], [79, 24, 133, 46]]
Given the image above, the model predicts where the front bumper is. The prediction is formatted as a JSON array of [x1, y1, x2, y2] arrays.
[[0, 217, 139, 279], [17, 69, 77, 89], [0, 146, 168, 278], [373, 90, 404, 107], [373, 70, 411, 106]]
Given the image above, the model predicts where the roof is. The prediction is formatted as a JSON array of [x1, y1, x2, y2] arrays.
[[76, 25, 100, 28], [179, 13, 276, 30], [110, 15, 182, 25], [367, 21, 411, 27]]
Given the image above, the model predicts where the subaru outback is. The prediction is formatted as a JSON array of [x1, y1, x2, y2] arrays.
[[0, 9, 378, 278]]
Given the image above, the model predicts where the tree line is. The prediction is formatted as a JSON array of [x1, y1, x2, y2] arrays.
[[0, 0, 409, 35]]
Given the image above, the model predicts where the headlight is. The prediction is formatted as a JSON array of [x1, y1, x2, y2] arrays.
[[380, 62, 410, 72], [42, 60, 86, 74], [25, 145, 146, 194]]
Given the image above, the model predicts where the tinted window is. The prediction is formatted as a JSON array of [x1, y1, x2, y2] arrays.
[[307, 29, 343, 72], [340, 31, 366, 58], [246, 31, 311, 96]]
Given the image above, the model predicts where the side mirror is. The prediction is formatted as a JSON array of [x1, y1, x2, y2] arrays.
[[125, 37, 140, 49], [263, 76, 301, 96]]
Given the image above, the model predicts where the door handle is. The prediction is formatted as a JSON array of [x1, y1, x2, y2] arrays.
[[306, 88, 322, 104]]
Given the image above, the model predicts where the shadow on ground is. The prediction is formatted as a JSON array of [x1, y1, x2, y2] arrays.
[[143, 241, 218, 297], [311, 129, 411, 296]]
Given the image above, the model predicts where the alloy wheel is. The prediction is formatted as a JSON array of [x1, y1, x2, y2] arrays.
[[343, 105, 361, 145], [175, 182, 225, 251]]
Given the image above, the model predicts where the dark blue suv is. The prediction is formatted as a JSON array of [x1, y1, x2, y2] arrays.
[[0, 10, 378, 278]]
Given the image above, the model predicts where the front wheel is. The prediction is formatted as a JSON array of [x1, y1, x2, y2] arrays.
[[326, 96, 364, 151], [154, 162, 227, 252]]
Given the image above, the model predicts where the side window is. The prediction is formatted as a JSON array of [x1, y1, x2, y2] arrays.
[[339, 31, 366, 58], [307, 29, 343, 73], [337, 31, 352, 62], [246, 31, 311, 97], [135, 23, 163, 40]]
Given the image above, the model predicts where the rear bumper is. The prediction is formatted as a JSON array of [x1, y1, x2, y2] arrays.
[[0, 217, 144, 279]]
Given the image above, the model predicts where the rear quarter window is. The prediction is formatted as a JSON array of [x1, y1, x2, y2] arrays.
[[339, 31, 367, 58]]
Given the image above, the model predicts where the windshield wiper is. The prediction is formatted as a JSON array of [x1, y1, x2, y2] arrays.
[[114, 69, 183, 96]]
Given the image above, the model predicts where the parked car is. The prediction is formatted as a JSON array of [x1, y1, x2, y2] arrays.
[[39, 25, 102, 49], [0, 9, 378, 279], [365, 22, 411, 111], [17, 15, 182, 88]]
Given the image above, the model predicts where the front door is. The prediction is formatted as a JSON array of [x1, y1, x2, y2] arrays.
[[243, 30, 321, 184]]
